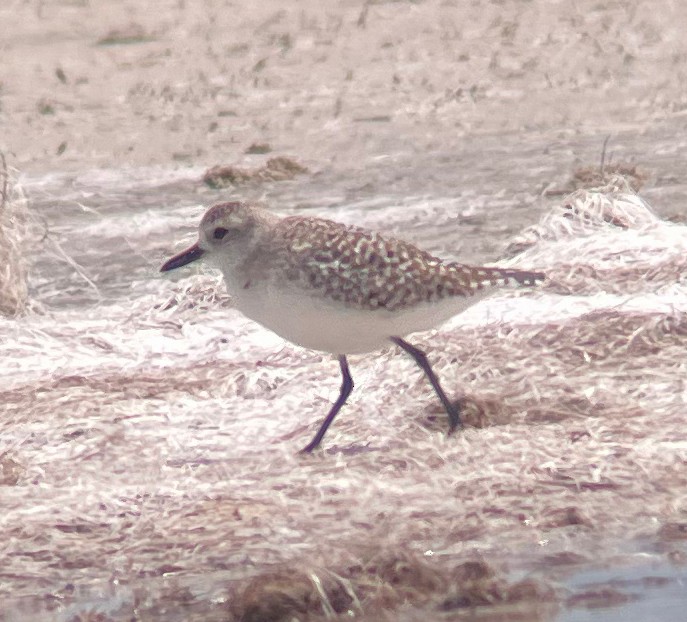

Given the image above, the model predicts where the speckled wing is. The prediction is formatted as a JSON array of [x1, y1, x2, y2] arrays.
[[272, 217, 544, 312]]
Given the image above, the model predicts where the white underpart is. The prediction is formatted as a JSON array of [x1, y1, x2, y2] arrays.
[[220, 264, 495, 354]]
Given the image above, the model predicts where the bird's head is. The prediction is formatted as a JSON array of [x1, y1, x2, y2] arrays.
[[160, 201, 264, 272]]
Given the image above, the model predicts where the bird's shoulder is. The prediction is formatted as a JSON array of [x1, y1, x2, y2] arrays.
[[274, 215, 438, 269]]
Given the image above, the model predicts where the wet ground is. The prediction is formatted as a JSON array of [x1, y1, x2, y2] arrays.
[[3, 0, 687, 619], [8, 126, 686, 622]]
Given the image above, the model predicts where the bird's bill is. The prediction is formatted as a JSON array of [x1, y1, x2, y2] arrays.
[[160, 241, 205, 272]]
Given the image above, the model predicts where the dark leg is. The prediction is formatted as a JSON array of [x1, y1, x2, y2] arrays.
[[390, 337, 462, 432], [300, 355, 354, 453]]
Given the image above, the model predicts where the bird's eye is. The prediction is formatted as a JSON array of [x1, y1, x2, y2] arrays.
[[213, 227, 229, 240]]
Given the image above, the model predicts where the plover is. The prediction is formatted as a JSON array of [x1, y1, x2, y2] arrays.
[[161, 201, 545, 452]]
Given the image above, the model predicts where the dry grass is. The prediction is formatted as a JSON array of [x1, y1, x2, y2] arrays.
[[2, 178, 687, 619], [226, 554, 557, 621], [545, 163, 649, 196], [203, 156, 309, 188], [0, 154, 32, 317]]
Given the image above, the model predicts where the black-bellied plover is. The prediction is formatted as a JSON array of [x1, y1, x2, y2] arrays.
[[161, 201, 545, 452]]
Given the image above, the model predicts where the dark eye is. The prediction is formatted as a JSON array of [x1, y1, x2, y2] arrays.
[[213, 227, 229, 240]]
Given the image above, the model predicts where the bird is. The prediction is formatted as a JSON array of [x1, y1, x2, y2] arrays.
[[160, 201, 545, 452]]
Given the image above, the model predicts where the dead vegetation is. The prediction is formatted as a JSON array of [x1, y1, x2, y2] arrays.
[[95, 24, 156, 46], [245, 142, 272, 155], [226, 555, 557, 621], [570, 163, 647, 192], [545, 162, 649, 197], [0, 153, 32, 317], [2, 181, 687, 619], [203, 156, 309, 188]]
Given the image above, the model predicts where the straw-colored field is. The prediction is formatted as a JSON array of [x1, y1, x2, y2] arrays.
[[2, 0, 687, 620], [3, 175, 687, 620]]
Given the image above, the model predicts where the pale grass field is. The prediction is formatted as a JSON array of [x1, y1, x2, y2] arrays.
[[1, 177, 686, 620], [3, 0, 687, 618]]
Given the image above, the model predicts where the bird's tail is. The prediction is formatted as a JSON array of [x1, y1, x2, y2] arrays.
[[476, 266, 546, 288], [443, 263, 546, 297]]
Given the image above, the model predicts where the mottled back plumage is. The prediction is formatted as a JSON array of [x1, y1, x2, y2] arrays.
[[264, 216, 544, 312]]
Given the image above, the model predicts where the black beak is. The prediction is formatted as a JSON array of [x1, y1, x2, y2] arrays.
[[160, 242, 205, 272]]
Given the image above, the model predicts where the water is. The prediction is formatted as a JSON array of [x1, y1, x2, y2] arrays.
[[559, 559, 687, 622]]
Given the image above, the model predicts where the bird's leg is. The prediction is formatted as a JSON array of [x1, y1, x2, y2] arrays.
[[300, 355, 354, 453], [390, 337, 462, 432]]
